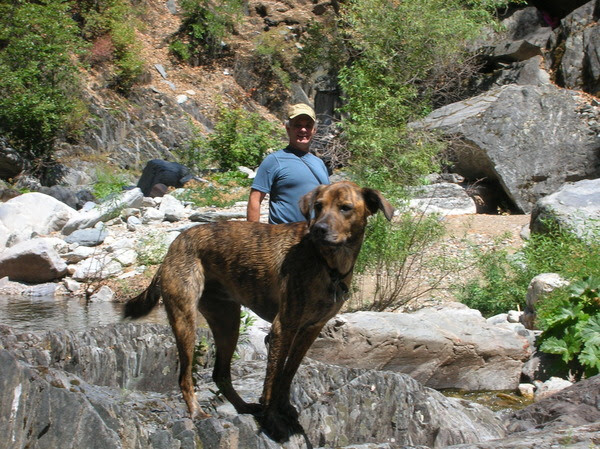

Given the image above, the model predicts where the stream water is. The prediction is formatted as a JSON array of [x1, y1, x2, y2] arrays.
[[0, 295, 167, 333]]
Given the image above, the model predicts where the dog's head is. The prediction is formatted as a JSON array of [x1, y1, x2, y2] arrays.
[[299, 181, 395, 246]]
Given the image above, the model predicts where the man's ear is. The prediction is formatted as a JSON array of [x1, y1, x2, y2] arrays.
[[362, 188, 395, 221], [299, 185, 324, 221]]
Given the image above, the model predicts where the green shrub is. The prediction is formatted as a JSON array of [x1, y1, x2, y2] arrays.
[[457, 222, 600, 317], [173, 0, 243, 63], [0, 0, 86, 166], [207, 106, 285, 170], [537, 276, 600, 378], [350, 210, 449, 311], [93, 169, 130, 200], [456, 240, 530, 317], [172, 170, 252, 208]]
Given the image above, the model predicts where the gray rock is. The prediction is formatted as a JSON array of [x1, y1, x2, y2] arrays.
[[0, 324, 506, 449], [159, 194, 186, 222], [64, 227, 109, 247], [521, 273, 569, 330], [309, 306, 533, 391], [530, 178, 600, 243], [189, 210, 247, 222], [62, 188, 144, 235], [0, 239, 68, 283], [408, 183, 477, 215], [412, 84, 600, 213]]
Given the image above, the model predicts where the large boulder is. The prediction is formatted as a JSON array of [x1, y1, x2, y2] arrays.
[[0, 239, 68, 283], [309, 305, 533, 391], [62, 188, 144, 235], [0, 323, 507, 449], [546, 0, 600, 96], [530, 178, 600, 242], [412, 84, 600, 213], [0, 192, 78, 248]]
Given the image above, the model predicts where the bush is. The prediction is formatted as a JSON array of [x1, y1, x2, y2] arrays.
[[207, 106, 285, 170], [457, 222, 600, 317], [349, 210, 449, 311], [173, 0, 243, 63], [536, 276, 600, 378], [76, 0, 146, 92], [0, 0, 86, 167]]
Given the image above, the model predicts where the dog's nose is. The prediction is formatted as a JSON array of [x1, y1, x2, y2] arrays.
[[311, 221, 329, 238]]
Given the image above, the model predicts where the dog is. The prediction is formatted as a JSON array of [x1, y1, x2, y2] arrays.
[[124, 181, 394, 441]]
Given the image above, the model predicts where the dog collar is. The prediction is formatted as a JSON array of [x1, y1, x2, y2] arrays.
[[327, 265, 353, 303]]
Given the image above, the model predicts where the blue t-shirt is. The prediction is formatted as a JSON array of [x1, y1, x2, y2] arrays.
[[252, 146, 330, 224]]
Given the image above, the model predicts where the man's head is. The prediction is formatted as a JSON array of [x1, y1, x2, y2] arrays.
[[286, 103, 316, 152]]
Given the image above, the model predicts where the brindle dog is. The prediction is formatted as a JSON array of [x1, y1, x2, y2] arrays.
[[124, 181, 394, 441]]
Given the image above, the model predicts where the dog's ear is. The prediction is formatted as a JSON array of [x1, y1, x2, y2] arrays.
[[362, 188, 395, 221], [299, 185, 325, 221]]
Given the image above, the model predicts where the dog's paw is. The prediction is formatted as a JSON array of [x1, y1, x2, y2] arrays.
[[257, 408, 303, 443]]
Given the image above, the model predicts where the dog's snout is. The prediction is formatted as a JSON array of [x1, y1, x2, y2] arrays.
[[311, 221, 329, 238]]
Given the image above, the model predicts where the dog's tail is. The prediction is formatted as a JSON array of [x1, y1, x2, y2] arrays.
[[123, 268, 162, 319]]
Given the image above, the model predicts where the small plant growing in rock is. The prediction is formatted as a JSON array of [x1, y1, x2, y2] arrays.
[[537, 275, 600, 378]]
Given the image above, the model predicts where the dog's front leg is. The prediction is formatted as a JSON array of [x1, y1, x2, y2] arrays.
[[258, 314, 302, 441]]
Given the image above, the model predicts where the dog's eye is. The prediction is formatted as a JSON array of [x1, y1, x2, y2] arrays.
[[340, 204, 353, 213], [314, 202, 323, 213]]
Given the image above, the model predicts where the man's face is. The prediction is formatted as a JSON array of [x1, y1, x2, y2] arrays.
[[286, 115, 315, 152]]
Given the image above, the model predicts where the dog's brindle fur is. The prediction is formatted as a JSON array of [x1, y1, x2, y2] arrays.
[[124, 181, 394, 440]]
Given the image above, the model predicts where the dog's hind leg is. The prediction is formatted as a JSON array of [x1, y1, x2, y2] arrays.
[[162, 260, 210, 419], [199, 295, 262, 414]]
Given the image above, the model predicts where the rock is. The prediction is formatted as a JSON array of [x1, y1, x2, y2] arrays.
[[89, 285, 114, 302], [412, 84, 600, 213], [530, 178, 600, 243], [309, 305, 533, 391], [62, 245, 96, 264], [0, 137, 25, 179], [38, 185, 95, 210], [0, 239, 68, 283], [521, 273, 569, 330], [408, 182, 477, 215], [62, 188, 144, 235], [0, 192, 78, 247], [126, 215, 142, 231], [189, 210, 247, 222], [158, 194, 186, 222], [141, 207, 165, 223], [64, 226, 109, 247], [0, 324, 507, 449], [71, 257, 123, 282], [534, 377, 574, 401]]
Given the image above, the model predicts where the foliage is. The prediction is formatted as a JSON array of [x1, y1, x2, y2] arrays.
[[92, 168, 130, 200], [206, 106, 285, 170], [457, 222, 600, 318], [172, 170, 252, 208], [0, 0, 86, 167], [173, 0, 243, 63], [349, 210, 449, 312], [75, 0, 145, 92], [336, 0, 490, 189], [456, 238, 530, 317], [137, 230, 170, 266], [537, 276, 600, 378]]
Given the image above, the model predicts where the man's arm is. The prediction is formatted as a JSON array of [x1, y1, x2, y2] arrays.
[[247, 188, 267, 222]]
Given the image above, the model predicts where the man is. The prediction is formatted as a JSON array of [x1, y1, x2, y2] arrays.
[[247, 103, 330, 223]]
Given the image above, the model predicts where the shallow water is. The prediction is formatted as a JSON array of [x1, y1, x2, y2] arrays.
[[0, 295, 168, 333]]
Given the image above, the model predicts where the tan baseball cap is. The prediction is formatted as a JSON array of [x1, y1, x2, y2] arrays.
[[288, 103, 316, 122]]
